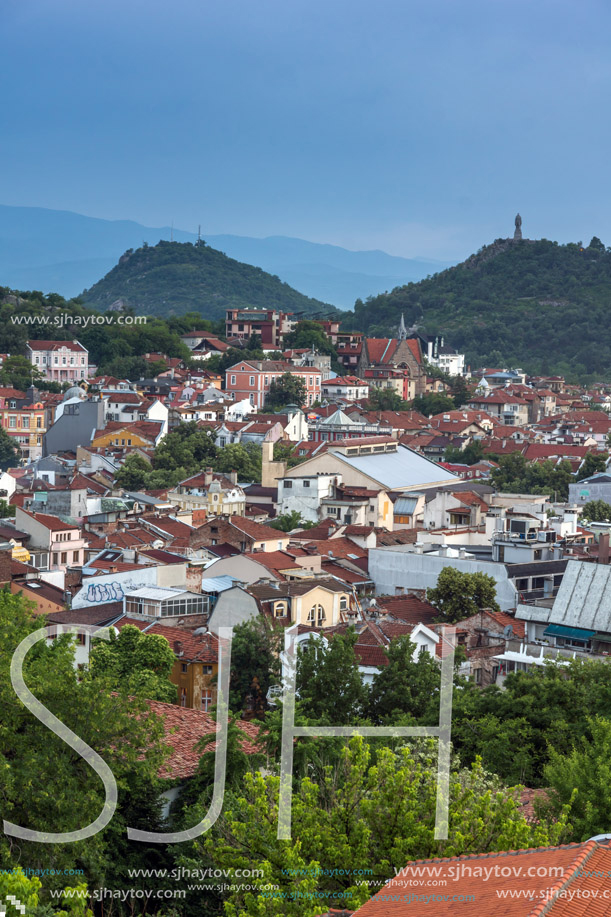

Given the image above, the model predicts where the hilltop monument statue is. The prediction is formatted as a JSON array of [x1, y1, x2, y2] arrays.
[[513, 213, 523, 241]]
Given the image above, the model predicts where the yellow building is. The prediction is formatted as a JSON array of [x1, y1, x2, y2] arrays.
[[248, 578, 354, 628]]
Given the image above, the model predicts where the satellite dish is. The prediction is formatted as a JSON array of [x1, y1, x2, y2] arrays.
[[503, 624, 513, 638]]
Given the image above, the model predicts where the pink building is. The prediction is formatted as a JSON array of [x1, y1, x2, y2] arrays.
[[27, 340, 89, 383], [225, 359, 322, 409]]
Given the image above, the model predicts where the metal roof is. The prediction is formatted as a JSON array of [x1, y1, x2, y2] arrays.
[[124, 586, 192, 601], [337, 445, 458, 490], [393, 496, 419, 515], [200, 575, 235, 593], [518, 561, 611, 633]]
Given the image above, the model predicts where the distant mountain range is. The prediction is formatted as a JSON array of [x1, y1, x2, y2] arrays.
[[0, 205, 449, 307]]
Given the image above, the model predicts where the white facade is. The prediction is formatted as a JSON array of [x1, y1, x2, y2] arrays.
[[369, 544, 518, 611], [278, 472, 338, 523]]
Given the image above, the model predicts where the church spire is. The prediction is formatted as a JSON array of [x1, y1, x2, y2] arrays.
[[398, 313, 407, 340]]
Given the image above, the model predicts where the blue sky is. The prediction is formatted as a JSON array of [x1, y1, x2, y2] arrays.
[[1, 0, 610, 260]]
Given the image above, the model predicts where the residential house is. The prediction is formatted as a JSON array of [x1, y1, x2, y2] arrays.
[[249, 577, 355, 628], [169, 470, 246, 518], [321, 376, 370, 403], [15, 507, 87, 571], [191, 515, 290, 553]]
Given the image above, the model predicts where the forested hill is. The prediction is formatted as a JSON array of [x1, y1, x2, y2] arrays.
[[81, 239, 340, 320], [351, 236, 611, 379]]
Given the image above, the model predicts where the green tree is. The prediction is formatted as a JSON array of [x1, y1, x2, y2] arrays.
[[0, 426, 21, 470], [213, 442, 262, 483], [544, 716, 611, 840], [0, 498, 15, 517], [90, 624, 178, 702], [581, 499, 611, 522], [264, 373, 307, 410], [229, 618, 283, 714], [296, 630, 368, 724], [182, 736, 568, 916], [283, 320, 337, 358], [490, 453, 574, 500], [367, 636, 442, 724], [269, 510, 314, 532], [0, 591, 169, 894], [366, 387, 411, 411], [412, 392, 455, 415], [114, 453, 152, 490], [444, 440, 485, 465], [427, 566, 501, 624], [0, 354, 45, 391], [577, 451, 609, 481], [151, 422, 218, 480]]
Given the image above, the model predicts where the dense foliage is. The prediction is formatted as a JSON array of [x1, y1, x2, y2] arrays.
[[351, 237, 611, 379], [81, 241, 335, 320], [489, 453, 575, 500]]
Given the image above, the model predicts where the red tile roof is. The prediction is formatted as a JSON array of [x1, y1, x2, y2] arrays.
[[27, 340, 87, 352], [354, 841, 611, 916], [145, 700, 261, 779], [20, 509, 80, 532]]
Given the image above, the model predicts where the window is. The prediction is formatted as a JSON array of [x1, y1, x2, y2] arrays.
[[303, 480, 310, 488], [230, 375, 236, 385], [309, 377, 313, 386], [60, 552, 67, 564], [249, 376, 255, 386], [181, 663, 188, 673], [273, 601, 287, 618], [72, 551, 80, 563], [339, 596, 348, 612], [36, 416, 42, 428], [180, 688, 187, 707], [284, 481, 292, 489], [8, 416, 16, 428], [52, 552, 59, 565], [201, 689, 213, 712], [202, 664, 213, 675], [307, 604, 326, 627]]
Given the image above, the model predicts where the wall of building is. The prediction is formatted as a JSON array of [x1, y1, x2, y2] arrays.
[[369, 546, 518, 610]]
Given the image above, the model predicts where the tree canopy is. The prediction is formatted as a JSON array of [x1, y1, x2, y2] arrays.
[[427, 566, 501, 624]]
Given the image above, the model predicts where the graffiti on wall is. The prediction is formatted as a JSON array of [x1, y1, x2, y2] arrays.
[[86, 582, 125, 604]]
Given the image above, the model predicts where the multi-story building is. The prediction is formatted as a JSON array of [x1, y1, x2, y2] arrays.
[[26, 340, 89, 383], [225, 360, 322, 409], [15, 507, 87, 571], [321, 376, 369, 403], [225, 309, 295, 349], [0, 401, 46, 462]]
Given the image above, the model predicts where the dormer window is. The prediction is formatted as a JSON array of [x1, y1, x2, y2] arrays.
[[273, 601, 287, 618]]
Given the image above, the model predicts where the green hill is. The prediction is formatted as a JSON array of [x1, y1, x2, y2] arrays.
[[81, 239, 339, 320], [351, 236, 611, 380]]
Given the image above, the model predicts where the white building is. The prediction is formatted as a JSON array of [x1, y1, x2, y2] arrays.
[[277, 472, 338, 523], [426, 337, 466, 376]]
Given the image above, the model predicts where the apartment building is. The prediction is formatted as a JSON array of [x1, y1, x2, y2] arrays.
[[225, 360, 322, 409]]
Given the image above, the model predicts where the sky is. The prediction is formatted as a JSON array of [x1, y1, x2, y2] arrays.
[[1, 0, 611, 261]]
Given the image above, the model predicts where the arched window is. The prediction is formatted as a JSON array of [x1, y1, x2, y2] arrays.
[[339, 595, 349, 612], [273, 601, 287, 618], [307, 604, 325, 627]]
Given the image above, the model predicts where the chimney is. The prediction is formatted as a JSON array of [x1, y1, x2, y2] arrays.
[[204, 467, 213, 486], [228, 470, 238, 485], [600, 533, 610, 566], [414, 541, 423, 554]]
